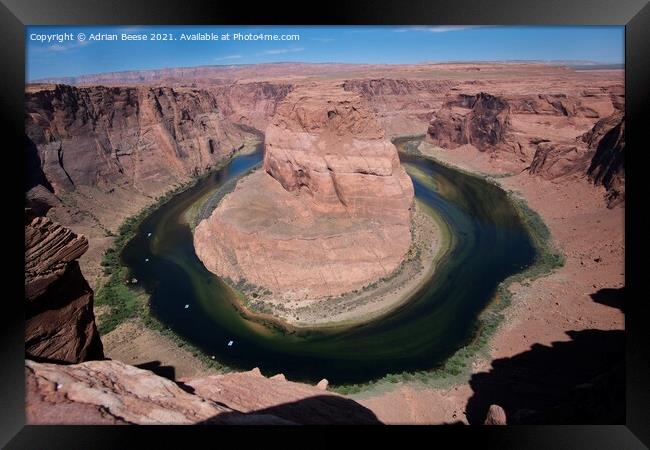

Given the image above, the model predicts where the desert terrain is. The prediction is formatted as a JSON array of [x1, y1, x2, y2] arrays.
[[25, 61, 624, 424]]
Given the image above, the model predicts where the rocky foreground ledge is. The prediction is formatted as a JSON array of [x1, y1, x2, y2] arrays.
[[26, 359, 380, 425]]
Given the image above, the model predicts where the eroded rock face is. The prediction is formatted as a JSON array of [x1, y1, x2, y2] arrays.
[[26, 360, 381, 425], [25, 211, 103, 363], [528, 111, 625, 207], [25, 82, 290, 285], [26, 359, 236, 425], [584, 112, 625, 207], [528, 143, 590, 179], [427, 93, 513, 152], [25, 84, 258, 195], [342, 78, 455, 135], [263, 86, 413, 221], [194, 84, 414, 299], [484, 404, 507, 425]]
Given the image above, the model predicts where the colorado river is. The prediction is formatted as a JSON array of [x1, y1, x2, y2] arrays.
[[121, 138, 536, 385]]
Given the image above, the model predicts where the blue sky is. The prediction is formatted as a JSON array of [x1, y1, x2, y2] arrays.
[[26, 26, 624, 81]]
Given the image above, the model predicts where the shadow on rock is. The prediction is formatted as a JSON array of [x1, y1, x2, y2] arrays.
[[591, 287, 625, 313], [136, 360, 176, 381], [465, 328, 625, 424], [200, 395, 383, 425]]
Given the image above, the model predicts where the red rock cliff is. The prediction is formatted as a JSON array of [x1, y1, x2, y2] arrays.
[[25, 209, 104, 363]]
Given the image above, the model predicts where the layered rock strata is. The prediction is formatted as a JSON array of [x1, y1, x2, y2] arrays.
[[194, 85, 415, 299], [26, 360, 380, 425], [585, 112, 625, 207], [25, 210, 104, 363], [25, 82, 290, 284], [427, 93, 516, 153], [426, 90, 624, 207], [25, 84, 267, 195], [25, 65, 623, 286], [528, 111, 625, 206]]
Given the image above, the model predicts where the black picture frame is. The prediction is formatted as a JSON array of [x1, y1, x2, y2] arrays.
[[3, 0, 648, 447]]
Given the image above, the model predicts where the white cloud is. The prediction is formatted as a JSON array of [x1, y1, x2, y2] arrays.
[[214, 54, 243, 61], [31, 39, 91, 56], [259, 47, 305, 55], [393, 26, 479, 33]]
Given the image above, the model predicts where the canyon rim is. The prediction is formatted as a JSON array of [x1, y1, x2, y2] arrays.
[[23, 25, 625, 425]]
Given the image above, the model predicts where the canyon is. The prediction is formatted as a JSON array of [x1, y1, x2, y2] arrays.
[[24, 62, 624, 424], [24, 211, 381, 425], [25, 63, 624, 288]]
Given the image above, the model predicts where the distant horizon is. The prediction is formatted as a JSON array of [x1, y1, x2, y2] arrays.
[[26, 25, 624, 81], [28, 59, 625, 84]]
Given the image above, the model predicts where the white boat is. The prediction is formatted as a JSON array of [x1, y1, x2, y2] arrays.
[[184, 304, 189, 309], [145, 258, 149, 262], [147, 232, 152, 237], [227, 340, 233, 347]]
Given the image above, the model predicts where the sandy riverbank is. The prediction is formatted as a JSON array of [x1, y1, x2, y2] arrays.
[[101, 318, 221, 379], [352, 142, 624, 424]]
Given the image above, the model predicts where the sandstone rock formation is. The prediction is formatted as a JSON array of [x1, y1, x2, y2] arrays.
[[25, 210, 104, 363], [484, 404, 507, 425], [26, 84, 254, 194], [585, 112, 625, 207], [427, 93, 516, 153], [26, 360, 380, 425], [25, 64, 623, 286], [425, 84, 624, 208], [508, 93, 610, 118], [194, 84, 415, 299], [25, 82, 291, 284], [343, 78, 455, 135], [528, 111, 625, 207], [184, 369, 379, 425], [25, 184, 60, 217], [23, 62, 626, 425], [528, 142, 590, 179]]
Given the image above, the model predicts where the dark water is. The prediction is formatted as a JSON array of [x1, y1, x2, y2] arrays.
[[122, 141, 536, 385]]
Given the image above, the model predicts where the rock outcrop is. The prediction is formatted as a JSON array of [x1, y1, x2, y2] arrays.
[[25, 64, 623, 285], [427, 93, 515, 152], [585, 113, 625, 207], [25, 84, 255, 195], [184, 369, 379, 425], [25, 210, 104, 363], [528, 111, 625, 207], [426, 87, 624, 208], [342, 78, 455, 135], [484, 404, 507, 425], [26, 360, 381, 425], [527, 142, 590, 179], [508, 93, 610, 118], [194, 84, 414, 299]]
